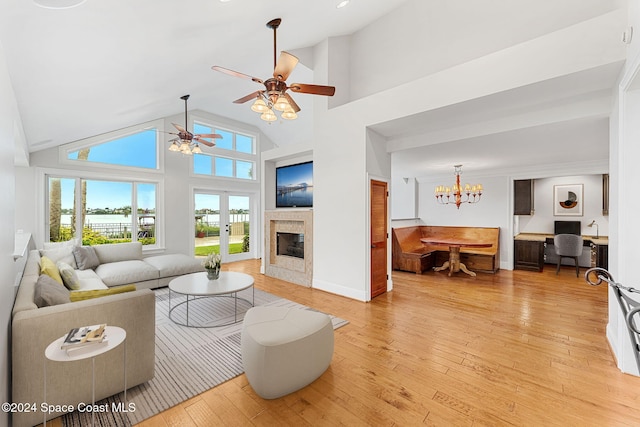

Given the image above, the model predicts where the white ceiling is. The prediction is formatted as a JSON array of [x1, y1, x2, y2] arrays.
[[0, 0, 410, 152], [0, 0, 625, 178]]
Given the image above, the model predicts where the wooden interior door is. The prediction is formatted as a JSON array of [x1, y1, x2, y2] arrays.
[[370, 179, 388, 299]]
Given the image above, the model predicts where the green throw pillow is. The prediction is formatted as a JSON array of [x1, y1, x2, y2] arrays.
[[69, 285, 137, 302]]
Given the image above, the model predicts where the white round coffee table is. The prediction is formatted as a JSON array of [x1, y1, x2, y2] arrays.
[[168, 271, 255, 327]]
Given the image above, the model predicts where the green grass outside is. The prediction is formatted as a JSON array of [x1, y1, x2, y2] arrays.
[[194, 243, 245, 256]]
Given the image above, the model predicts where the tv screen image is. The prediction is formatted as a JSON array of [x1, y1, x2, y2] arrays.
[[276, 161, 313, 208]]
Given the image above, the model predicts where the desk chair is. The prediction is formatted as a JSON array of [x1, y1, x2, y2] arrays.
[[554, 234, 583, 277]]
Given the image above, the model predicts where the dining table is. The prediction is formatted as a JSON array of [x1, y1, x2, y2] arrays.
[[420, 237, 492, 277]]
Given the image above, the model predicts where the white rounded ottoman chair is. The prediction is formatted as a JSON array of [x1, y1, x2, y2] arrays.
[[241, 306, 334, 399]]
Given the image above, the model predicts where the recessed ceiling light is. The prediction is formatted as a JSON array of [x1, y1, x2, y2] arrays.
[[219, 0, 233, 2], [33, 0, 87, 9], [336, 0, 350, 9]]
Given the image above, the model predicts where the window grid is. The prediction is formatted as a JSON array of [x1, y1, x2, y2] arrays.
[[45, 175, 159, 248], [192, 121, 257, 180]]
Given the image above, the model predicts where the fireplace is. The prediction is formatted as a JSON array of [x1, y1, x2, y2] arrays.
[[265, 210, 313, 287], [277, 232, 304, 259]]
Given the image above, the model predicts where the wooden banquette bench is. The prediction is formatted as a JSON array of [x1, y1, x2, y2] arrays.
[[392, 225, 500, 274]]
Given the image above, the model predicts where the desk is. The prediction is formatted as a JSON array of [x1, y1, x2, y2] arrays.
[[421, 238, 492, 277], [44, 326, 126, 427]]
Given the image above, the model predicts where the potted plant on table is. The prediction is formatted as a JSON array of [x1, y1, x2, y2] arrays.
[[202, 252, 222, 280]]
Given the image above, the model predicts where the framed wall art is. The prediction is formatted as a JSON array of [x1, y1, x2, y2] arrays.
[[553, 184, 583, 216]]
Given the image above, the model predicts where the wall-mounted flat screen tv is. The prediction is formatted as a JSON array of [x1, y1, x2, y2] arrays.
[[276, 161, 313, 208], [554, 220, 581, 235]]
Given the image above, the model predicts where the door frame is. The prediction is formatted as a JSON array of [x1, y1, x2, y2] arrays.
[[192, 188, 258, 263], [367, 175, 392, 301]]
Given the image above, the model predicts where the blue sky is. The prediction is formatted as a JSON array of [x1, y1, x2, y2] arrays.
[[60, 180, 156, 211], [60, 130, 158, 210]]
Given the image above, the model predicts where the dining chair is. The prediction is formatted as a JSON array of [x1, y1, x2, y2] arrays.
[[554, 233, 583, 277]]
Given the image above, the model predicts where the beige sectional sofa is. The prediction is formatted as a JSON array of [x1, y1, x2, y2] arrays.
[[11, 242, 205, 426]]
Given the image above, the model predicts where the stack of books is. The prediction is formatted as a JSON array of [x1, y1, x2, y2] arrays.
[[61, 324, 108, 355]]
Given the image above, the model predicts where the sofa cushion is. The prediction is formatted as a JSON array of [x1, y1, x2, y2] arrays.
[[144, 254, 205, 278], [75, 269, 109, 291], [93, 242, 142, 264], [95, 260, 159, 287], [73, 246, 100, 270], [40, 245, 78, 269], [34, 274, 70, 307], [39, 256, 63, 285], [69, 285, 137, 302], [56, 261, 81, 290], [42, 238, 80, 250]]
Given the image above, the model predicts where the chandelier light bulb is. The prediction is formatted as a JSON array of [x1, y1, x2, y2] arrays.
[[281, 107, 298, 120], [251, 98, 269, 113], [273, 95, 290, 112], [260, 109, 277, 122]]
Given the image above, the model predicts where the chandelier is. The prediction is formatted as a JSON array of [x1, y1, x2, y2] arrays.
[[434, 165, 483, 209]]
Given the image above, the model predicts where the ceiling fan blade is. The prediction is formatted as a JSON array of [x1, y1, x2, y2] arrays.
[[284, 93, 301, 112], [194, 137, 215, 147], [172, 123, 187, 133], [273, 51, 299, 81], [234, 91, 264, 104], [289, 83, 336, 96], [195, 134, 223, 141], [212, 66, 263, 84]]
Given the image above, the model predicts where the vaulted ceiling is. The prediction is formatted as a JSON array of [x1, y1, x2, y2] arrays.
[[0, 0, 628, 177]]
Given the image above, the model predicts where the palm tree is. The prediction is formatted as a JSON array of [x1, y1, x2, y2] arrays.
[[49, 178, 61, 241], [69, 148, 90, 235]]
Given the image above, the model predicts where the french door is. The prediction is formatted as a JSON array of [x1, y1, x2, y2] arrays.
[[194, 190, 255, 263]]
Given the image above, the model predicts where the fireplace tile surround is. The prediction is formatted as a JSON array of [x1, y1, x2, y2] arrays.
[[265, 210, 313, 286]]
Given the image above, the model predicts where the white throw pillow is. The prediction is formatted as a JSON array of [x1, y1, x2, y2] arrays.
[[56, 261, 81, 290]]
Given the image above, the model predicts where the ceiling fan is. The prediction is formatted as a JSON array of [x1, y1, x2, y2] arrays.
[[167, 94, 222, 154], [212, 18, 336, 122]]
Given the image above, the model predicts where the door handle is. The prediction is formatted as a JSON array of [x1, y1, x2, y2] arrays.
[[371, 244, 376, 248]]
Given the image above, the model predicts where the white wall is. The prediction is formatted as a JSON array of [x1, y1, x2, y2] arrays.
[[609, 3, 640, 373], [0, 38, 22, 426], [349, 0, 622, 101], [517, 175, 609, 236]]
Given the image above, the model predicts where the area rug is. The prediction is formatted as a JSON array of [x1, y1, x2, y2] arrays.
[[61, 287, 348, 427]]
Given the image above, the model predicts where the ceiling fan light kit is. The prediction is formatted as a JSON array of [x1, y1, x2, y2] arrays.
[[166, 95, 222, 155], [212, 18, 336, 123]]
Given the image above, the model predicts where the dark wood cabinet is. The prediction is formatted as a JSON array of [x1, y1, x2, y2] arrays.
[[591, 243, 608, 270], [514, 179, 534, 215], [514, 239, 545, 271]]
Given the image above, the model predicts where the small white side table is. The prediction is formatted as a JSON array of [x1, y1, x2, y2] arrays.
[[44, 326, 126, 427]]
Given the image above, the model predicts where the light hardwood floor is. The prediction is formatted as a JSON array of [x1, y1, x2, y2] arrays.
[[47, 260, 640, 426]]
